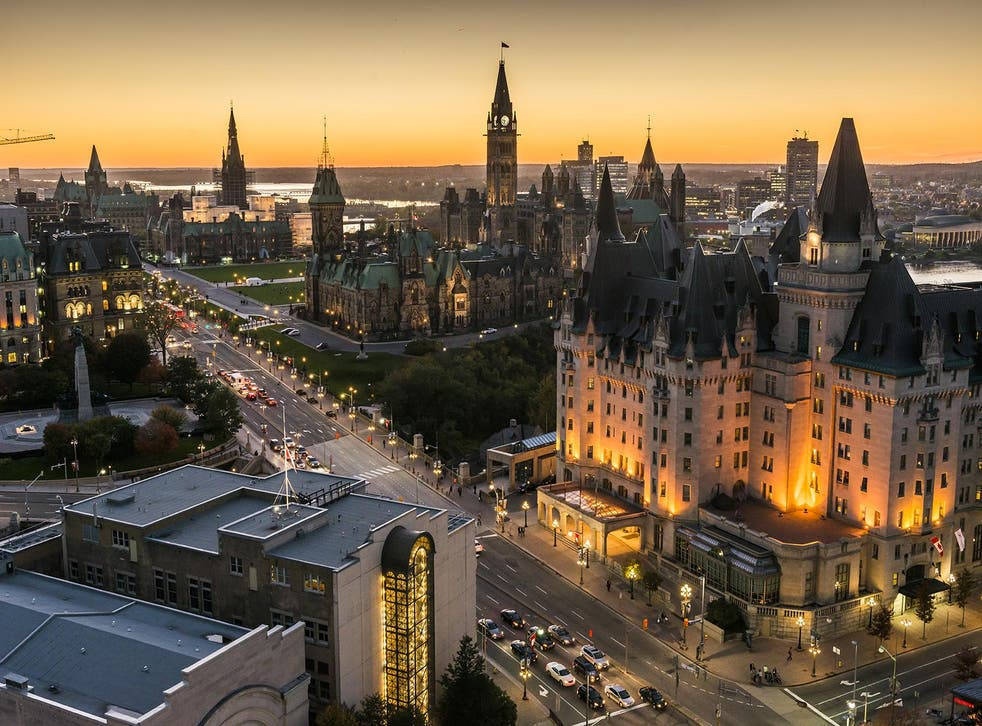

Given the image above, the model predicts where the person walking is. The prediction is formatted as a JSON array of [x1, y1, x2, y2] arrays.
[[606, 579, 611, 592], [750, 662, 755, 674], [786, 647, 792, 662]]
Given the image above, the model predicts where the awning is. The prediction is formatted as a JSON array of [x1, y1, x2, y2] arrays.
[[952, 677, 982, 707], [898, 577, 950, 598]]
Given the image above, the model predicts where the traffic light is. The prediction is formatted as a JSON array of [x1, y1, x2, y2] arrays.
[[588, 629, 593, 639]]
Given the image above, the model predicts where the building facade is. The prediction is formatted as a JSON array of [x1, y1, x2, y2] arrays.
[[912, 215, 982, 249], [55, 466, 475, 716], [486, 60, 518, 242], [214, 108, 253, 209], [0, 232, 42, 364], [786, 134, 819, 208], [542, 118, 982, 639]]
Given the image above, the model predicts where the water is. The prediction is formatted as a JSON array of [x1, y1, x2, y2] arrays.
[[130, 180, 437, 207], [907, 260, 982, 286]]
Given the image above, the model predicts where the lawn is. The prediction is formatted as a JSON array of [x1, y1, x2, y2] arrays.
[[248, 327, 404, 400], [230, 282, 305, 306], [0, 434, 225, 481], [184, 260, 306, 284]]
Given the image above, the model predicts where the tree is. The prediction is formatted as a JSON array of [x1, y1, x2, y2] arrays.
[[913, 580, 936, 639], [43, 422, 76, 465], [134, 419, 178, 456], [527, 372, 556, 432], [868, 604, 893, 643], [137, 359, 168, 390], [642, 569, 662, 606], [384, 706, 426, 726], [954, 568, 975, 628], [315, 703, 358, 726], [167, 355, 204, 403], [151, 404, 188, 432], [141, 298, 180, 366], [78, 416, 132, 470], [199, 386, 243, 440], [435, 635, 516, 726], [954, 646, 980, 681], [355, 694, 387, 726], [106, 333, 151, 390]]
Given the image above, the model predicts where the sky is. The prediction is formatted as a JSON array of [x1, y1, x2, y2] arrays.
[[5, 0, 981, 168]]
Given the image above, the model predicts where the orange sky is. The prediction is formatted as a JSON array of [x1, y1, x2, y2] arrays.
[[5, 0, 981, 168]]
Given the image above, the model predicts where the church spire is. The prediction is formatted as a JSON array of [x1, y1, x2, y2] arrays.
[[595, 164, 624, 243], [228, 103, 238, 138], [492, 60, 512, 116], [88, 145, 102, 172]]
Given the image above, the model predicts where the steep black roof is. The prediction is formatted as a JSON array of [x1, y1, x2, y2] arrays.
[[594, 165, 624, 243], [769, 206, 809, 263], [636, 215, 682, 280], [492, 61, 512, 116], [816, 118, 876, 243]]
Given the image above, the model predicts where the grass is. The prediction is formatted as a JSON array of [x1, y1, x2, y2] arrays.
[[0, 434, 224, 481], [229, 282, 305, 306], [184, 260, 306, 284], [248, 327, 404, 399]]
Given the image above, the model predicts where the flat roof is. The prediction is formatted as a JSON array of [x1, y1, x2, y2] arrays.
[[64, 465, 364, 528], [147, 493, 272, 553], [0, 570, 247, 719], [221, 503, 323, 540], [268, 494, 444, 571], [703, 499, 865, 545]]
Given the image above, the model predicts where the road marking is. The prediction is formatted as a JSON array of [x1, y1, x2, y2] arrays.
[[535, 585, 548, 595], [506, 563, 518, 574], [610, 637, 624, 648], [497, 574, 506, 582], [485, 595, 499, 604], [828, 669, 955, 719], [515, 588, 527, 598], [570, 610, 583, 620], [554, 617, 567, 625], [534, 601, 547, 612], [577, 631, 590, 642], [478, 562, 489, 570]]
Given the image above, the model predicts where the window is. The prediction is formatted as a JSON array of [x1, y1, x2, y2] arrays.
[[796, 317, 810, 355], [229, 555, 243, 575], [872, 544, 879, 560], [153, 568, 166, 602], [166, 571, 177, 604], [115, 571, 137, 595], [84, 564, 104, 587], [305, 574, 327, 594], [271, 564, 289, 586], [682, 484, 691, 502], [82, 524, 100, 543], [69, 560, 79, 579], [111, 529, 130, 549]]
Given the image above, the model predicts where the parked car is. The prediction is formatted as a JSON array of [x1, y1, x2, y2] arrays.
[[509, 640, 537, 665], [581, 645, 610, 670], [545, 662, 575, 687], [577, 684, 604, 710], [307, 396, 319, 405], [547, 624, 575, 646], [325, 410, 337, 418], [480, 327, 498, 335], [281, 327, 301, 336], [295, 388, 307, 396], [604, 684, 635, 708], [639, 687, 668, 710], [500, 609, 525, 629], [477, 618, 504, 640], [572, 655, 601, 683], [315, 342, 329, 350], [474, 540, 484, 555]]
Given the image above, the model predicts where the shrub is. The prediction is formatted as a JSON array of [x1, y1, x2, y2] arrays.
[[134, 419, 178, 456], [151, 405, 188, 432], [403, 338, 439, 356]]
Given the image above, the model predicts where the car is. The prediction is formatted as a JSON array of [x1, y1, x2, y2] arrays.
[[295, 446, 308, 458], [315, 342, 329, 351], [166, 335, 177, 344], [294, 459, 307, 469], [527, 626, 555, 651], [181, 341, 193, 350], [245, 392, 257, 401], [283, 328, 302, 337], [604, 684, 635, 708], [509, 640, 537, 665], [308, 458, 322, 469], [265, 398, 278, 406], [499, 609, 525, 629], [577, 684, 604, 710], [545, 661, 575, 687], [581, 645, 610, 670], [639, 687, 668, 710], [572, 655, 601, 683], [477, 618, 504, 640], [547, 625, 575, 646], [307, 396, 319, 405], [283, 437, 295, 448], [269, 439, 282, 452], [474, 539, 484, 555], [257, 388, 267, 396], [325, 410, 337, 418], [295, 388, 307, 396], [480, 327, 498, 335]]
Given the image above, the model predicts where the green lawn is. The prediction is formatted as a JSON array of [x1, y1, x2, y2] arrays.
[[230, 282, 305, 306], [248, 328, 404, 399], [0, 435, 224, 481], [184, 260, 306, 284]]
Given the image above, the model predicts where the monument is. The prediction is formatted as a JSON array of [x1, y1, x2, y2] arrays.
[[73, 328, 94, 422]]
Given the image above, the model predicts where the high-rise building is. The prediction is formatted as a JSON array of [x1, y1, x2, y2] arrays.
[[578, 139, 593, 164], [685, 185, 720, 219], [735, 177, 772, 212], [595, 156, 628, 196], [214, 107, 251, 209], [786, 133, 818, 208], [769, 165, 786, 200]]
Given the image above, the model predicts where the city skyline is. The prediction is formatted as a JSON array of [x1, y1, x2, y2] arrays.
[[6, 0, 981, 169]]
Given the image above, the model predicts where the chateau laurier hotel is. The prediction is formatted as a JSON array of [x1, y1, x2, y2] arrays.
[[542, 118, 982, 638]]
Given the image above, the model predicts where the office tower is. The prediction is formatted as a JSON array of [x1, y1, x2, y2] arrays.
[[786, 133, 818, 208]]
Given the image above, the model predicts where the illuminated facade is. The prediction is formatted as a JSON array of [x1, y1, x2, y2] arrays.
[[0, 231, 41, 364], [546, 119, 982, 638]]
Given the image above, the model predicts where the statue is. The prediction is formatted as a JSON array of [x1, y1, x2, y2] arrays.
[[356, 336, 367, 360], [72, 327, 94, 421]]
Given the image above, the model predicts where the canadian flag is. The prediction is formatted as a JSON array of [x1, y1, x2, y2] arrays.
[[930, 536, 943, 556]]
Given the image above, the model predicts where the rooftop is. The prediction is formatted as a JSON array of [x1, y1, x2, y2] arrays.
[[914, 214, 980, 228], [703, 499, 866, 545], [0, 570, 246, 719]]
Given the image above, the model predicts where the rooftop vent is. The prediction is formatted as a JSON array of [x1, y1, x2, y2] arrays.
[[4, 673, 29, 690], [106, 492, 135, 506]]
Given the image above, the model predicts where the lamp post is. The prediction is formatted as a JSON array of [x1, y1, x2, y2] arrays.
[[699, 574, 707, 651], [901, 618, 911, 648], [866, 596, 876, 628], [584, 539, 590, 569], [851, 639, 859, 705], [681, 583, 692, 645], [519, 658, 530, 700], [878, 644, 898, 726], [70, 437, 79, 492], [553, 519, 559, 547], [577, 547, 586, 585], [796, 615, 805, 651], [625, 562, 640, 600], [847, 700, 857, 726], [522, 500, 529, 529], [489, 484, 506, 533], [809, 644, 821, 678]]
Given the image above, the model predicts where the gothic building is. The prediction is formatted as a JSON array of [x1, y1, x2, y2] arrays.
[[541, 118, 982, 638], [486, 60, 517, 243], [214, 107, 251, 209]]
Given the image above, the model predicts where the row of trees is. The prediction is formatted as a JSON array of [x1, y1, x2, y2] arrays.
[[166, 356, 243, 440], [867, 569, 976, 644], [316, 637, 516, 726]]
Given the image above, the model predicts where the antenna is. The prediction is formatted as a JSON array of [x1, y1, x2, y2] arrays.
[[273, 404, 295, 511], [647, 115, 651, 140], [319, 116, 334, 169]]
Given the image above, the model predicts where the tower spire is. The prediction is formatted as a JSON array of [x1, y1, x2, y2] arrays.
[[228, 101, 237, 138], [647, 115, 651, 140], [319, 115, 334, 169]]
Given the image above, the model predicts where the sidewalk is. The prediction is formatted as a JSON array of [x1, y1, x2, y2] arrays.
[[485, 653, 554, 726]]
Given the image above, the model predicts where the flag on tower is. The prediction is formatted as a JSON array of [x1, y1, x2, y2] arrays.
[[930, 535, 943, 555], [501, 42, 509, 48]]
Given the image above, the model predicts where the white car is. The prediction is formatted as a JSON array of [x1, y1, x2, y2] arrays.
[[581, 645, 610, 670], [474, 539, 484, 555], [281, 327, 301, 337], [545, 661, 575, 687], [604, 684, 635, 708], [480, 327, 498, 335]]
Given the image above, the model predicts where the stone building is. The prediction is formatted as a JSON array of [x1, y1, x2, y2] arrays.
[[52, 465, 475, 717], [541, 118, 982, 639], [38, 203, 144, 347], [214, 107, 253, 209], [0, 568, 308, 726], [0, 231, 42, 364]]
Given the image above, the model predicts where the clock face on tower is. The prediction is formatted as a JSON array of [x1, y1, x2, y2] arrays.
[[500, 115, 509, 127]]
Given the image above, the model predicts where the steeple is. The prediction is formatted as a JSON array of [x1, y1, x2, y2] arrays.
[[814, 117, 876, 243], [88, 145, 103, 173], [492, 60, 512, 118], [226, 105, 242, 162], [594, 165, 624, 243], [228, 104, 238, 137]]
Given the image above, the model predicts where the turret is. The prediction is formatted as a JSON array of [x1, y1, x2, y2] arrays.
[[670, 164, 686, 239]]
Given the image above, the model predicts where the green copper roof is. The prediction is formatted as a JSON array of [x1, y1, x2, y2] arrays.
[[0, 232, 32, 271], [309, 166, 345, 206]]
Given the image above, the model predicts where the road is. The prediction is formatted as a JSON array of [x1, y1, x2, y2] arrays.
[[0, 489, 93, 519], [475, 533, 781, 726], [790, 631, 980, 724], [149, 262, 544, 355]]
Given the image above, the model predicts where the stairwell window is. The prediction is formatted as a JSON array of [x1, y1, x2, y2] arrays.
[[271, 564, 290, 587], [111, 529, 130, 550]]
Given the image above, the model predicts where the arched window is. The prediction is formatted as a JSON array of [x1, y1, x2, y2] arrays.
[[102, 299, 109, 311]]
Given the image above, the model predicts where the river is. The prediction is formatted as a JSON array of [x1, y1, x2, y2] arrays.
[[907, 260, 982, 286]]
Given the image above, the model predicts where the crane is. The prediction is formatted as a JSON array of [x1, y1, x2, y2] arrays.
[[0, 129, 55, 146]]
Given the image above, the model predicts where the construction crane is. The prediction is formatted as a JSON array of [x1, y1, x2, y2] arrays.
[[0, 129, 55, 146]]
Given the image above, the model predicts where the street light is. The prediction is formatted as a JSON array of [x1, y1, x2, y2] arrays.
[[519, 658, 530, 700], [489, 484, 506, 533], [878, 644, 898, 725], [680, 583, 693, 645], [625, 562, 641, 600], [584, 539, 591, 569], [796, 615, 805, 651], [901, 618, 911, 648], [552, 519, 559, 547], [809, 644, 821, 678], [70, 437, 79, 492], [866, 596, 876, 628], [521, 500, 529, 528], [577, 547, 586, 585]]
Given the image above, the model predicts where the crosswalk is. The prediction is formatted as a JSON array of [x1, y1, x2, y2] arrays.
[[354, 464, 401, 480]]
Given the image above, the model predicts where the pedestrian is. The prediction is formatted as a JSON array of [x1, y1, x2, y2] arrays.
[[749, 662, 755, 674], [786, 647, 792, 662], [477, 515, 482, 526], [458, 486, 462, 497], [606, 579, 611, 592]]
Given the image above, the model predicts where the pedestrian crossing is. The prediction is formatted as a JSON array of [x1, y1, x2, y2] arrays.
[[354, 464, 401, 480]]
